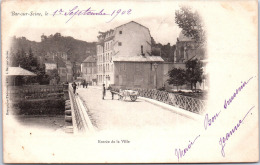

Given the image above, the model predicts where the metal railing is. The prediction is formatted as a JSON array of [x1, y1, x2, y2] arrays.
[[111, 87, 206, 114]]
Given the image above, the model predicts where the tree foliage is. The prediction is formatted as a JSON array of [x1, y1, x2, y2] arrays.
[[167, 68, 186, 90], [175, 6, 206, 46], [11, 33, 96, 63], [185, 59, 203, 90], [151, 40, 176, 62], [167, 59, 203, 90], [48, 69, 60, 84], [11, 48, 50, 85]]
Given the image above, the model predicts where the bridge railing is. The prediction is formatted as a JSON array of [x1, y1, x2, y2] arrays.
[[111, 87, 206, 114], [68, 87, 86, 133]]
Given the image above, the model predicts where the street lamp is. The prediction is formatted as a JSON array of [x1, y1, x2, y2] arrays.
[[153, 63, 158, 89]]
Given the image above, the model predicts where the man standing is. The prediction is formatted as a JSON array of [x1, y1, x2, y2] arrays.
[[102, 84, 106, 100], [72, 82, 77, 94]]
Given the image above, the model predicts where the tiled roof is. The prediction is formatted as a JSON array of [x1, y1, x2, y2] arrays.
[[113, 55, 164, 62]]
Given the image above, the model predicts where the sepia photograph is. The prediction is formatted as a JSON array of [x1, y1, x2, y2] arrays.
[[1, 0, 258, 163]]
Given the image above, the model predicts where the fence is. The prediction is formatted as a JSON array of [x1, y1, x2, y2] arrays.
[[8, 85, 64, 100], [111, 87, 206, 114]]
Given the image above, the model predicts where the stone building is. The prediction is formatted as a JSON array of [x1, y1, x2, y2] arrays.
[[81, 56, 97, 85], [96, 21, 164, 88]]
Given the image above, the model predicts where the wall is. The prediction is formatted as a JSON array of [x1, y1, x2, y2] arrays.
[[113, 22, 151, 57], [113, 62, 163, 89], [96, 22, 152, 86]]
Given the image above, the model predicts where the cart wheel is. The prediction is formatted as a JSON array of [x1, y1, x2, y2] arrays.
[[130, 95, 137, 101]]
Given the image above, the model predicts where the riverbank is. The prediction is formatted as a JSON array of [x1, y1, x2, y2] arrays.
[[14, 115, 66, 131]]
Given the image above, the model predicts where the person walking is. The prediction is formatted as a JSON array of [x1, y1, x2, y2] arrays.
[[72, 82, 77, 94], [83, 80, 86, 88], [102, 84, 106, 100]]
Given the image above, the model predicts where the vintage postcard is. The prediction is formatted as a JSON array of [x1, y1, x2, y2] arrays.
[[1, 0, 258, 163]]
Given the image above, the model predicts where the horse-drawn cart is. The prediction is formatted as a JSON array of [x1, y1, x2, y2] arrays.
[[120, 90, 138, 101], [111, 89, 138, 101]]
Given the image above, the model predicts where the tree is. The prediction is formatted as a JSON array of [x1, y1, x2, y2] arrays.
[[49, 69, 60, 84], [27, 48, 38, 70], [35, 65, 50, 85], [185, 59, 203, 90], [11, 48, 50, 85], [175, 6, 206, 47], [167, 68, 186, 91]]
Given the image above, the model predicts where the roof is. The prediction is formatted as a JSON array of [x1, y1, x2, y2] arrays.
[[97, 21, 150, 43], [7, 67, 37, 76], [115, 21, 149, 31], [83, 56, 97, 63], [113, 55, 164, 62]]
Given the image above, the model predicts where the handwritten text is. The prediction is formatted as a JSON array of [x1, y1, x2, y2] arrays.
[[219, 106, 255, 157], [175, 135, 200, 161], [224, 77, 253, 110], [52, 6, 132, 23]]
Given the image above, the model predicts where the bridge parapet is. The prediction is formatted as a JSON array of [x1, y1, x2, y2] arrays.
[[67, 86, 94, 134]]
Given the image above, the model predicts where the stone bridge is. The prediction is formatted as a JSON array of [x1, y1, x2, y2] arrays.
[[63, 85, 205, 134]]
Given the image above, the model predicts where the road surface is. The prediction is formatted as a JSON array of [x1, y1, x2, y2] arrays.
[[76, 86, 199, 134]]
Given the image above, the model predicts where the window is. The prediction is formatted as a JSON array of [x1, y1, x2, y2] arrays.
[[119, 31, 122, 34], [118, 42, 122, 46]]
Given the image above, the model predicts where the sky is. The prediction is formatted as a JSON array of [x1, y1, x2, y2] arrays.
[[7, 1, 183, 45]]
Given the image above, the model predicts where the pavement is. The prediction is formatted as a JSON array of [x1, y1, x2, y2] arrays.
[[76, 86, 200, 134]]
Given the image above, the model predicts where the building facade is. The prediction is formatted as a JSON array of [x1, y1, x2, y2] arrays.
[[81, 56, 97, 85], [44, 52, 73, 83], [96, 21, 164, 88]]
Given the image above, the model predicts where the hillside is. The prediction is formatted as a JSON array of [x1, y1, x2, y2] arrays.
[[10, 33, 96, 62]]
